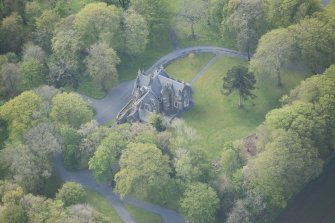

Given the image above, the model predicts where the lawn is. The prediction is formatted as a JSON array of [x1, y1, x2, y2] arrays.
[[86, 190, 161, 223], [165, 53, 214, 82], [124, 204, 161, 223], [166, 55, 310, 158], [86, 190, 123, 223]]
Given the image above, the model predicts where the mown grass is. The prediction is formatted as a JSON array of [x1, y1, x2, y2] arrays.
[[165, 53, 214, 82], [77, 76, 107, 99], [124, 204, 161, 223], [86, 190, 123, 223], [77, 0, 232, 99], [166, 55, 310, 158], [86, 190, 161, 223]]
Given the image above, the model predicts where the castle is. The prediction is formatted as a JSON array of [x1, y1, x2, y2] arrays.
[[116, 66, 192, 123]]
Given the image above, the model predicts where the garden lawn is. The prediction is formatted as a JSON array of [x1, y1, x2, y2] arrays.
[[167, 55, 310, 158], [165, 53, 214, 82], [86, 190, 123, 223], [86, 190, 161, 223], [124, 204, 161, 223]]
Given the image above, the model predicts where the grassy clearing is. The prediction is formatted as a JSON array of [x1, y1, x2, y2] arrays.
[[77, 76, 107, 99], [124, 204, 161, 223], [165, 53, 214, 82], [86, 190, 123, 223], [167, 55, 310, 158]]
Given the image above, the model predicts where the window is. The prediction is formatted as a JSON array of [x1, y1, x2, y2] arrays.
[[185, 98, 189, 106], [174, 102, 178, 108]]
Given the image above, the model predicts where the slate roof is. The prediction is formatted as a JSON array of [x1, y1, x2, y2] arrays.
[[137, 69, 188, 97]]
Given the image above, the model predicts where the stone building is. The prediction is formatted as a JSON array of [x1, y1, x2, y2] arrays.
[[116, 66, 192, 123]]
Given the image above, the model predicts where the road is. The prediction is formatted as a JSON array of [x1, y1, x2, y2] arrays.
[[83, 46, 247, 125], [62, 46, 245, 222], [53, 155, 185, 223]]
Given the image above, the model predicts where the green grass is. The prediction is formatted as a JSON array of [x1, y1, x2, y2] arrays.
[[86, 190, 161, 223], [166, 55, 310, 158], [77, 76, 107, 99], [86, 190, 123, 223], [124, 204, 161, 223], [165, 53, 214, 82], [118, 31, 174, 82]]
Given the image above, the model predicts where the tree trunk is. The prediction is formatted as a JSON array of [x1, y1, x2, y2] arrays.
[[238, 93, 243, 108], [191, 22, 195, 40], [277, 68, 282, 87]]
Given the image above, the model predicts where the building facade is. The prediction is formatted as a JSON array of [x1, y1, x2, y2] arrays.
[[116, 67, 192, 123]]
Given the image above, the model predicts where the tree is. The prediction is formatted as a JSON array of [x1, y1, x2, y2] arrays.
[[0, 0, 25, 19], [50, 92, 93, 128], [89, 131, 126, 182], [250, 28, 295, 86], [0, 91, 41, 141], [51, 29, 82, 87], [244, 130, 323, 208], [265, 101, 326, 152], [66, 204, 110, 223], [20, 59, 45, 90], [223, 0, 266, 59], [20, 194, 68, 223], [24, 1, 42, 30], [130, 0, 168, 31], [56, 182, 87, 207], [0, 12, 24, 53], [148, 113, 166, 132], [85, 41, 120, 91], [34, 10, 60, 52], [226, 200, 251, 223], [121, 9, 149, 55], [75, 3, 121, 48], [221, 148, 241, 176], [0, 63, 20, 98], [78, 120, 110, 168], [115, 143, 171, 198], [60, 126, 82, 170], [0, 204, 27, 223], [0, 144, 53, 193], [178, 0, 207, 39], [175, 147, 214, 184], [290, 18, 335, 73], [24, 122, 61, 157], [180, 182, 220, 223], [265, 0, 321, 28], [22, 43, 45, 62], [222, 65, 256, 108]]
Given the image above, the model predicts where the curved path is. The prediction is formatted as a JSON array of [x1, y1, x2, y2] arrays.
[[83, 46, 247, 125], [63, 46, 246, 222], [53, 155, 184, 223]]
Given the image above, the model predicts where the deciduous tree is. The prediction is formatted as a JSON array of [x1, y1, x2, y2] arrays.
[[0, 91, 41, 141], [85, 41, 120, 91], [75, 3, 121, 48], [0, 63, 20, 98], [250, 28, 295, 86], [121, 9, 149, 55], [89, 131, 126, 182], [20, 59, 45, 90], [178, 0, 207, 39], [180, 182, 220, 223], [0, 12, 24, 53], [115, 143, 171, 198], [50, 92, 93, 128], [56, 182, 87, 207]]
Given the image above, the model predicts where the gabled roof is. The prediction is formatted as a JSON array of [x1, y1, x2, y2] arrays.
[[136, 68, 189, 97]]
